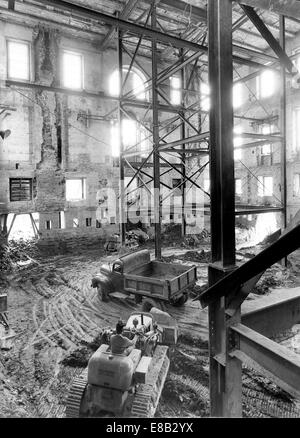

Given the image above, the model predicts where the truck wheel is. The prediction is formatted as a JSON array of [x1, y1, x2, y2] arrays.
[[97, 285, 109, 302], [173, 294, 187, 307], [142, 299, 165, 312], [135, 295, 143, 305]]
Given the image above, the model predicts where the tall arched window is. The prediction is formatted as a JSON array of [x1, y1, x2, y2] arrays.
[[110, 119, 149, 159], [109, 66, 149, 101]]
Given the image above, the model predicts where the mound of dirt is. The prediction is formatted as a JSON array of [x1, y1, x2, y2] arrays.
[[180, 250, 211, 263], [61, 347, 91, 368], [61, 332, 105, 367], [0, 238, 40, 272], [253, 277, 281, 295], [162, 250, 211, 264]]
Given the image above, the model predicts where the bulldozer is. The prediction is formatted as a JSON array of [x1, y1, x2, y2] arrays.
[[65, 308, 177, 418]]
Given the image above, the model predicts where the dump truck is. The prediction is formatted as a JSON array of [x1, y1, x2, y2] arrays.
[[91, 249, 197, 310], [65, 309, 177, 418]]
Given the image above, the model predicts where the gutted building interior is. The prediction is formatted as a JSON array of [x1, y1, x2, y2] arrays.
[[0, 0, 300, 419]]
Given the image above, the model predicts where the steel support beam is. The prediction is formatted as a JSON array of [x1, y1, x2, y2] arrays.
[[158, 132, 209, 150], [158, 153, 209, 196], [241, 288, 300, 338], [118, 28, 126, 246], [240, 132, 282, 141], [198, 224, 300, 308], [209, 1, 236, 267], [240, 5, 298, 76], [161, 148, 209, 155], [234, 0, 300, 20], [6, 80, 188, 114], [208, 0, 240, 418], [158, 0, 207, 22], [180, 48, 186, 238], [235, 206, 283, 215], [100, 0, 139, 50], [32, 0, 205, 53], [280, 16, 287, 266], [29, 0, 282, 70], [151, 3, 162, 260], [230, 324, 300, 397]]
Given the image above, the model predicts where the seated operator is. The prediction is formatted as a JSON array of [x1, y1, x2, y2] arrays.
[[110, 319, 137, 356], [131, 317, 146, 334]]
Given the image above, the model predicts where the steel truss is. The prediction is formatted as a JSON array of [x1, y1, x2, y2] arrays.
[[2, 0, 294, 257]]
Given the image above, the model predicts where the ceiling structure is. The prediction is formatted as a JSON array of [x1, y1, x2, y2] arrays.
[[0, 0, 299, 66]]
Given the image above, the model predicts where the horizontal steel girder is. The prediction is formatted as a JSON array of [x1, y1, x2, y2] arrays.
[[158, 132, 210, 150], [196, 224, 300, 308], [5, 80, 186, 114], [240, 5, 297, 75], [234, 0, 300, 20], [29, 0, 278, 69], [241, 287, 300, 338], [230, 323, 300, 397]]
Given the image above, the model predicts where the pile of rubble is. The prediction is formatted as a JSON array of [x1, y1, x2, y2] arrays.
[[162, 250, 211, 265], [0, 239, 40, 272]]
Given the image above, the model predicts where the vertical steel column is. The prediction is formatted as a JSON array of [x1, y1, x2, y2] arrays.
[[118, 27, 126, 246], [208, 0, 241, 417], [151, 3, 162, 259], [180, 49, 187, 238], [280, 15, 287, 267]]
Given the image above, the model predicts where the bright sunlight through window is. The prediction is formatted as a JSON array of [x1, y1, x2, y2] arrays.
[[257, 69, 276, 99], [233, 83, 243, 109], [170, 76, 181, 106], [7, 40, 30, 81], [111, 119, 138, 158], [62, 51, 83, 90], [109, 67, 147, 100], [200, 82, 210, 111], [66, 179, 86, 201]]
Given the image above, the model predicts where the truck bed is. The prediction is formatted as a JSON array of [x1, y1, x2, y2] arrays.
[[123, 261, 197, 301]]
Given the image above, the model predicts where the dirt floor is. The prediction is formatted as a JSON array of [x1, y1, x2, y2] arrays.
[[1, 241, 300, 418]]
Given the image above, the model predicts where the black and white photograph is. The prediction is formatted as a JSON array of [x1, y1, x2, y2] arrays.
[[0, 0, 300, 422]]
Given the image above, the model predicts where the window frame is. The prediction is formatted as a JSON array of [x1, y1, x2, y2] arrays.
[[61, 49, 84, 90], [170, 76, 182, 106], [292, 47, 300, 73], [200, 82, 210, 111], [109, 66, 149, 101], [9, 178, 33, 202], [65, 178, 87, 202], [258, 175, 273, 197], [233, 82, 243, 109], [256, 69, 277, 100], [235, 178, 242, 196], [6, 38, 32, 82], [293, 173, 300, 197], [293, 107, 300, 152]]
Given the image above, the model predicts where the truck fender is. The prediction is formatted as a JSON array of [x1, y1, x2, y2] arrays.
[[91, 274, 112, 291]]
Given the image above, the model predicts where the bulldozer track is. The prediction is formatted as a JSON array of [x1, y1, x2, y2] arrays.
[[65, 369, 88, 418], [131, 390, 153, 417]]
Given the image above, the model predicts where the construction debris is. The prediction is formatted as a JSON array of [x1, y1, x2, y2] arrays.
[[0, 239, 40, 272], [0, 244, 300, 418], [162, 250, 211, 264]]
